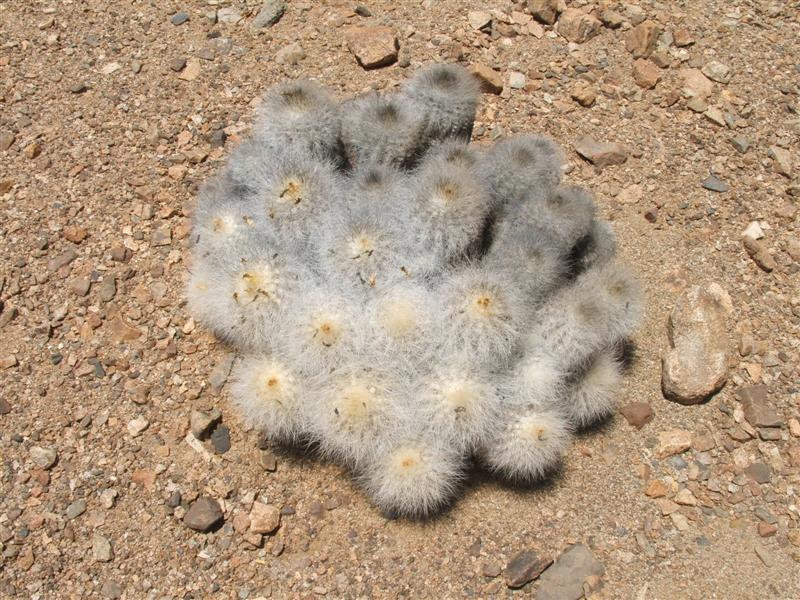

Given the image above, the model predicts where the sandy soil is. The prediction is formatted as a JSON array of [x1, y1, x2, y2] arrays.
[[1, 0, 799, 598]]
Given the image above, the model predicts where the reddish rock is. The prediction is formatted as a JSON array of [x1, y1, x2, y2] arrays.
[[626, 20, 661, 58], [557, 9, 602, 44], [527, 0, 561, 25], [345, 26, 398, 70], [632, 59, 660, 89], [471, 63, 503, 94], [619, 402, 653, 429]]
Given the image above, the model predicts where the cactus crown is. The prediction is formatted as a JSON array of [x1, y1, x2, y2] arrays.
[[188, 64, 642, 518]]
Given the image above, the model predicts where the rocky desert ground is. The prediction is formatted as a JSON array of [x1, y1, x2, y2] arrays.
[[1, 0, 799, 598]]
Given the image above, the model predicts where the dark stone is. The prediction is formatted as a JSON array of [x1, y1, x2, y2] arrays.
[[745, 462, 772, 484], [170, 57, 187, 72], [355, 4, 372, 17], [167, 491, 182, 508], [701, 174, 729, 193], [183, 497, 224, 532], [210, 424, 231, 454], [0, 398, 10, 415], [504, 549, 552, 589], [171, 12, 189, 25], [737, 386, 782, 428]]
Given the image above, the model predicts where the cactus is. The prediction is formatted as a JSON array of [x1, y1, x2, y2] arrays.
[[187, 64, 642, 518]]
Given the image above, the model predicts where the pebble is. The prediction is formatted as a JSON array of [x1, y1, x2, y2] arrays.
[[258, 450, 278, 471], [345, 26, 398, 70], [742, 236, 777, 272], [661, 284, 730, 404], [0, 131, 15, 151], [570, 82, 596, 107], [758, 522, 777, 537], [599, 9, 624, 29], [251, 0, 285, 30], [467, 10, 492, 31], [674, 29, 694, 47], [127, 416, 149, 437], [184, 497, 224, 532], [0, 398, 10, 414], [626, 20, 661, 58], [704, 107, 726, 127], [69, 82, 88, 94], [66, 499, 86, 520], [680, 68, 714, 99], [632, 59, 660, 89], [100, 581, 123, 599], [100, 489, 118, 509], [745, 462, 772, 484], [619, 402, 653, 429], [557, 8, 602, 44], [24, 142, 42, 159], [504, 549, 551, 589], [178, 60, 201, 81], [754, 545, 773, 567], [528, 0, 560, 25], [536, 544, 604, 600], [30, 446, 58, 469], [656, 430, 692, 458], [217, 7, 242, 25], [768, 146, 792, 178], [99, 276, 116, 302], [169, 57, 187, 72], [574, 136, 629, 168], [737, 386, 782, 428], [249, 501, 281, 534], [701, 61, 731, 84], [170, 12, 189, 25], [62, 225, 88, 243], [275, 43, 305, 65], [211, 424, 231, 454], [645, 480, 668, 498], [701, 174, 729, 193], [471, 63, 503, 94], [674, 488, 697, 506], [92, 534, 113, 562], [190, 408, 222, 440], [508, 71, 526, 90]]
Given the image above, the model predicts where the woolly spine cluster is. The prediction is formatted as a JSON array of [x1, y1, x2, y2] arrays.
[[187, 64, 642, 518]]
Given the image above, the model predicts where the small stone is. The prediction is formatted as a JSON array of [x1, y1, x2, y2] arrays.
[[0, 398, 10, 414], [471, 64, 503, 94], [482, 562, 502, 578], [170, 12, 189, 25], [508, 71, 526, 90], [275, 43, 304, 65], [557, 9, 602, 44], [190, 408, 222, 440], [345, 26, 398, 70], [178, 60, 201, 81], [251, 0, 285, 30], [571, 83, 596, 107], [100, 581, 123, 599], [768, 146, 793, 178], [574, 136, 629, 168], [66, 499, 86, 520], [184, 497, 224, 532], [754, 545, 773, 567], [0, 131, 15, 151], [701, 61, 731, 84], [626, 20, 661, 58], [656, 430, 692, 458], [217, 7, 242, 25], [742, 221, 764, 240], [0, 354, 16, 369], [100, 489, 118, 509], [354, 5, 372, 17], [69, 82, 88, 94], [789, 418, 800, 438], [127, 416, 149, 437], [701, 174, 729, 193], [249, 501, 281, 534], [617, 184, 643, 204], [758, 522, 777, 537], [737, 386, 782, 428], [24, 142, 42, 159], [99, 277, 117, 302], [645, 480, 668, 498], [467, 10, 492, 31], [68, 277, 91, 297], [30, 446, 58, 470], [704, 107, 726, 127], [742, 236, 777, 272], [599, 9, 624, 29], [92, 534, 113, 562], [209, 353, 235, 393], [169, 57, 187, 72], [258, 450, 278, 471], [687, 97, 709, 113], [673, 29, 694, 47], [632, 59, 660, 89], [644, 206, 659, 223], [674, 488, 697, 506], [661, 284, 729, 404], [211, 424, 231, 454], [745, 462, 772, 484], [527, 0, 560, 25], [680, 68, 714, 98], [536, 544, 604, 600], [107, 314, 141, 342], [62, 225, 88, 243], [504, 549, 551, 589], [619, 402, 653, 429]]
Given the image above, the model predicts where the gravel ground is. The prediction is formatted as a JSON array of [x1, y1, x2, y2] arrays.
[[1, 1, 799, 598]]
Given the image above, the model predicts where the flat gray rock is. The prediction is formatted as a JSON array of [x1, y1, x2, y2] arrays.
[[537, 544, 604, 600]]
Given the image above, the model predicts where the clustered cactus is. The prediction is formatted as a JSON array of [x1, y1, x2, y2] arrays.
[[187, 64, 642, 518]]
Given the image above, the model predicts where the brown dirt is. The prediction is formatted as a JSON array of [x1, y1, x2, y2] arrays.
[[1, 1, 799, 599]]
